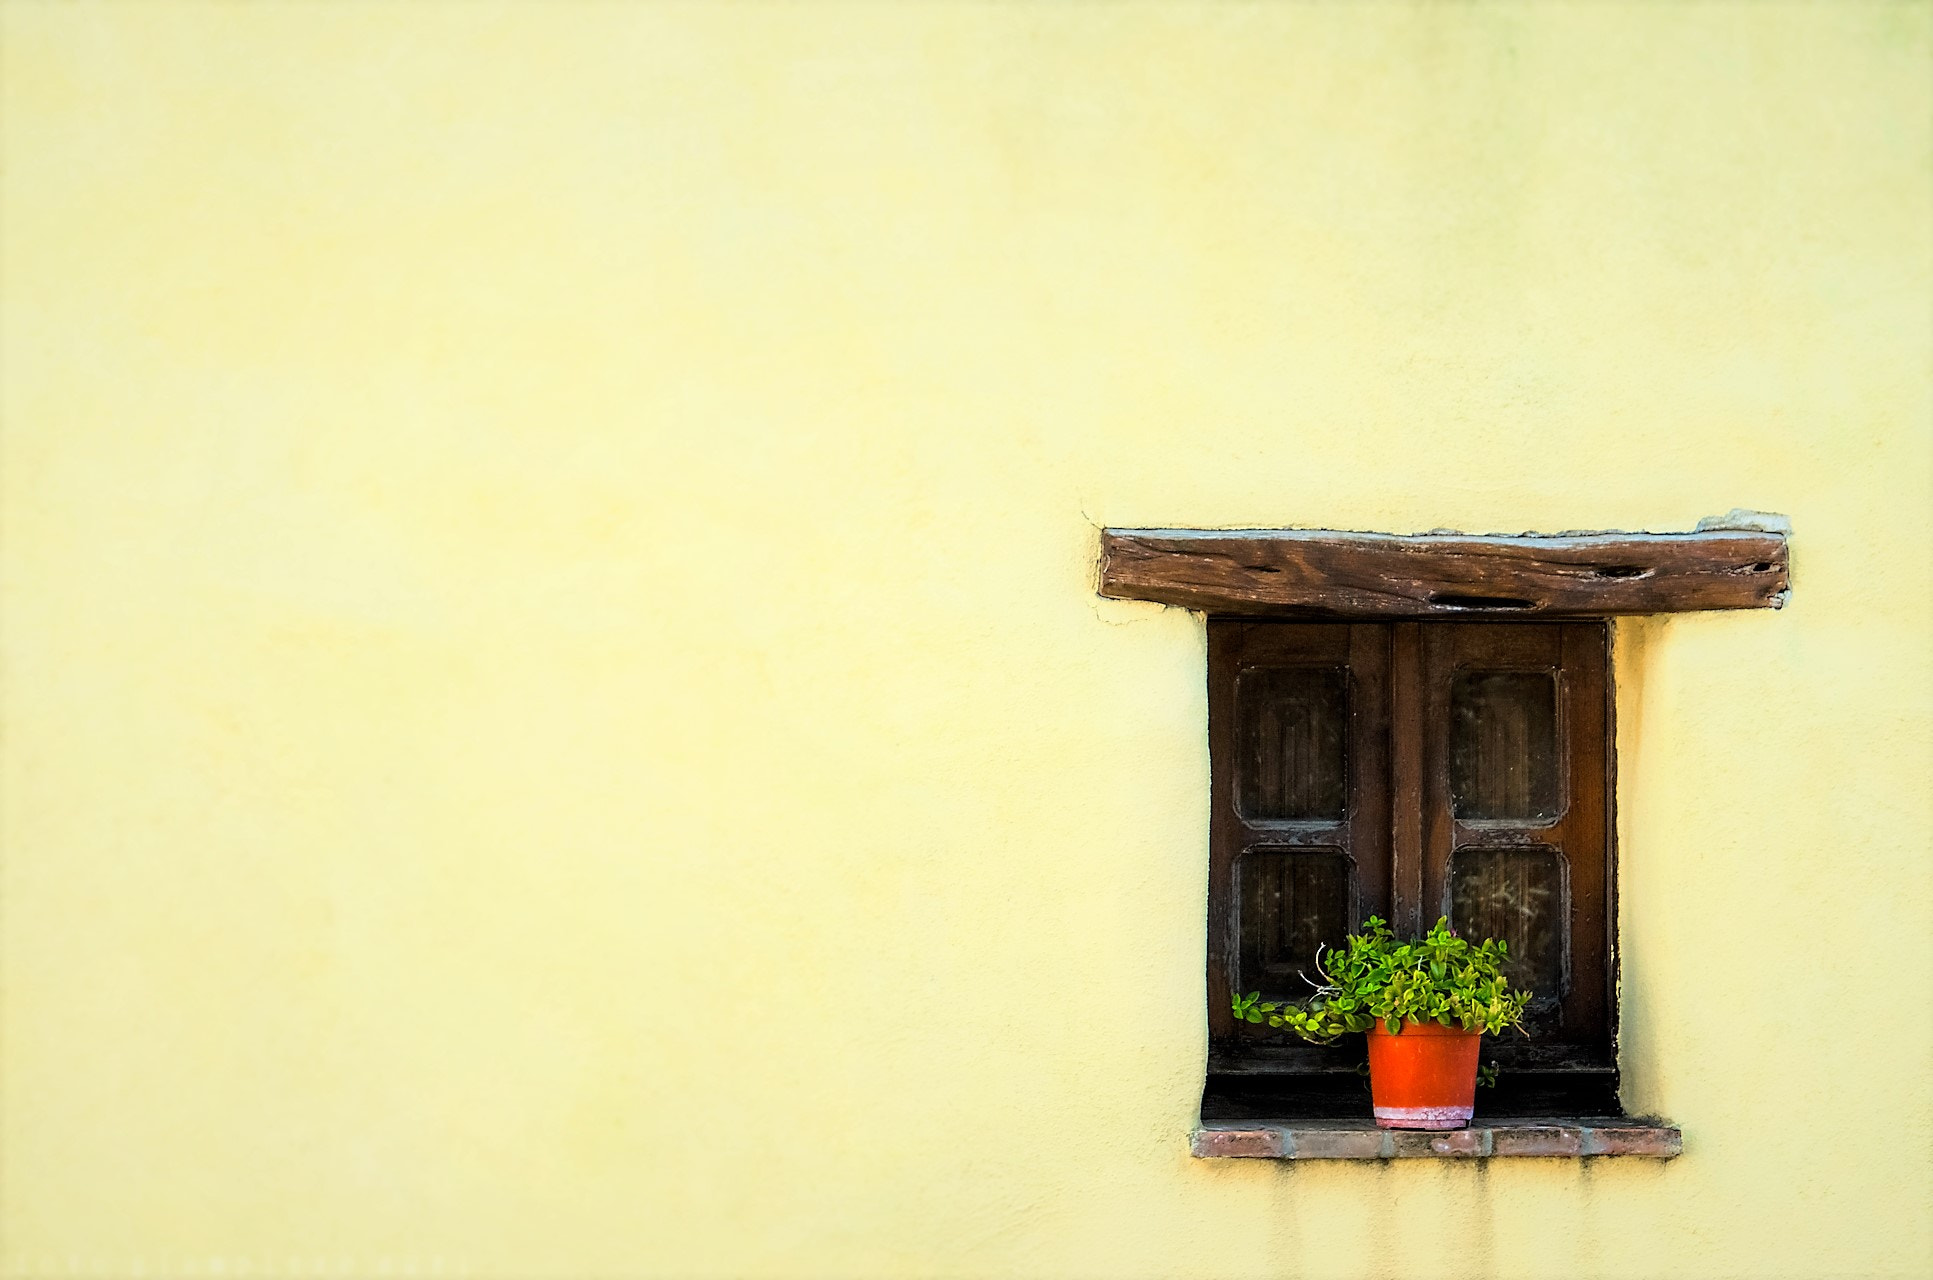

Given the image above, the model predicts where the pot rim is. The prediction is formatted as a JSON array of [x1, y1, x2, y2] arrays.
[[1364, 1017, 1482, 1037]]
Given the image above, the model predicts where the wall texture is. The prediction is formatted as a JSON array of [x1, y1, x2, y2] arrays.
[[3, 3, 1929, 1276]]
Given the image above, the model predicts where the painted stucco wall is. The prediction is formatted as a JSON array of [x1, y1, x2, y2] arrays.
[[4, 3, 1929, 1276]]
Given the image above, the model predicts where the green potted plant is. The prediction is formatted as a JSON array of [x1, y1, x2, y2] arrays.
[[1230, 916, 1532, 1130]]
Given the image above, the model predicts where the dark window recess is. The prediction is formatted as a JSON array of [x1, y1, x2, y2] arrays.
[[1235, 668, 1349, 820], [1450, 672, 1560, 820], [1205, 621, 1618, 1121], [1238, 849, 1352, 1000], [1450, 847, 1568, 1012]]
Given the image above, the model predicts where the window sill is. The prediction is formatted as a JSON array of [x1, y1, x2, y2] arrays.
[[1192, 1117, 1681, 1160]]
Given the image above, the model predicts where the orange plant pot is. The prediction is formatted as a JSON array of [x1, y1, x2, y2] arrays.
[[1365, 1019, 1482, 1130]]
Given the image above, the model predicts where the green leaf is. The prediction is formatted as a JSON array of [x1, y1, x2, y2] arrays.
[[1236, 917, 1532, 1047]]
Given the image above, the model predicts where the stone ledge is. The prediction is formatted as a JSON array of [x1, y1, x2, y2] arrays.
[[1191, 1118, 1681, 1161]]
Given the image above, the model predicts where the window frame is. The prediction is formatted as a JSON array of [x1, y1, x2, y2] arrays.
[[1090, 519, 1790, 1128], [1203, 618, 1619, 1120]]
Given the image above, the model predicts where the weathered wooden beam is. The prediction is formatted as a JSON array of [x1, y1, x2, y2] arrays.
[[1098, 521, 1789, 617]]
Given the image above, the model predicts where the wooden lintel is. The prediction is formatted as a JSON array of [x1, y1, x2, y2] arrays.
[[1098, 526, 1789, 617]]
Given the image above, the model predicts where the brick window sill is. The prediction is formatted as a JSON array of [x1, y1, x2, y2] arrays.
[[1193, 1117, 1682, 1160]]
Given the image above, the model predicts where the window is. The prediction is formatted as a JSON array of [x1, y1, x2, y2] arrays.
[[1204, 620, 1615, 1119], [1093, 518, 1791, 1137]]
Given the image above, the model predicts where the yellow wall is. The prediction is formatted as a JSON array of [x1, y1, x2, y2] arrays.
[[4, 3, 1929, 1276]]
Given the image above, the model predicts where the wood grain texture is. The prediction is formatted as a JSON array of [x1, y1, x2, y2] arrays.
[[1099, 528, 1789, 616], [1421, 623, 1612, 1072], [1205, 622, 1389, 1075]]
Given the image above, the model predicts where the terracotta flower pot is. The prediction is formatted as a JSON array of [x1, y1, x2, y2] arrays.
[[1365, 1019, 1482, 1130]]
